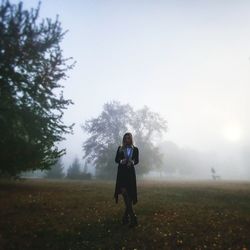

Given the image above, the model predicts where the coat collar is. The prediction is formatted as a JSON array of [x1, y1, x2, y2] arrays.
[[122, 144, 134, 149]]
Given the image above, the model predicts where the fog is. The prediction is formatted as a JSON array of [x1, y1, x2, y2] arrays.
[[20, 0, 250, 180]]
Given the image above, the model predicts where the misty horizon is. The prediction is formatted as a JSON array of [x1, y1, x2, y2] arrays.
[[17, 0, 250, 180]]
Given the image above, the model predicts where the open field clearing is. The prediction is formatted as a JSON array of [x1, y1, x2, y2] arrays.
[[0, 179, 249, 250]]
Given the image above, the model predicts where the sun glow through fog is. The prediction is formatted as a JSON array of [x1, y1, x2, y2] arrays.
[[222, 124, 243, 142]]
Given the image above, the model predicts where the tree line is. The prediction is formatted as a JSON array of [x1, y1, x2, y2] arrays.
[[45, 157, 92, 180]]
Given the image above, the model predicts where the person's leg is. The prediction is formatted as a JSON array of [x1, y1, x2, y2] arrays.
[[121, 187, 130, 224], [121, 188, 129, 215], [121, 188, 137, 227], [127, 195, 138, 227], [125, 194, 134, 216]]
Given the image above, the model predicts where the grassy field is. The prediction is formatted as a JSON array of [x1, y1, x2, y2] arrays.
[[0, 179, 249, 250]]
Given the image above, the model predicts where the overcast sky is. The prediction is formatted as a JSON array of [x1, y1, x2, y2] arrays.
[[19, 0, 250, 175]]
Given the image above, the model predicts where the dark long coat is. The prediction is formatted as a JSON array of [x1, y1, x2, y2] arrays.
[[114, 145, 139, 205]]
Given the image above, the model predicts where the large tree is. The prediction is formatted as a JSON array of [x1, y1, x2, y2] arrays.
[[81, 100, 167, 179], [0, 1, 75, 177], [130, 105, 168, 176]]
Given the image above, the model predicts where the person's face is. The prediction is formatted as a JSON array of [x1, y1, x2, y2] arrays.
[[124, 135, 132, 145]]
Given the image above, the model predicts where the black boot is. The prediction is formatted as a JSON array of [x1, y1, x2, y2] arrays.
[[122, 213, 129, 225], [129, 213, 138, 228], [127, 197, 138, 228]]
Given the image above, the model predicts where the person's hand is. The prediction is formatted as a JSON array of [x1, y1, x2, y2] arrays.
[[127, 160, 134, 167], [120, 159, 127, 165]]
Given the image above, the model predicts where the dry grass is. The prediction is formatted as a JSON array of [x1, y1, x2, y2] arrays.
[[0, 178, 250, 250]]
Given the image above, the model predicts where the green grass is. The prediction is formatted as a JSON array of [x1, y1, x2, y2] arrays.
[[0, 179, 250, 250]]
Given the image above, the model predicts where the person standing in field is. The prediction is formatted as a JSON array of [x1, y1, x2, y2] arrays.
[[114, 132, 139, 228]]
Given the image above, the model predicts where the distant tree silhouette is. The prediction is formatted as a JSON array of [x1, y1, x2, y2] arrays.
[[0, 1, 75, 177], [131, 105, 167, 176], [66, 157, 92, 180], [45, 158, 65, 179], [67, 158, 82, 179], [81, 100, 167, 179]]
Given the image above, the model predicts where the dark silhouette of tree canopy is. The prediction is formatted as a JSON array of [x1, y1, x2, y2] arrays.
[[81, 100, 167, 179], [0, 1, 75, 177], [45, 158, 65, 179]]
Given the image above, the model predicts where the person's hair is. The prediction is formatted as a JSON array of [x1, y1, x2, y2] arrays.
[[121, 132, 134, 147]]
